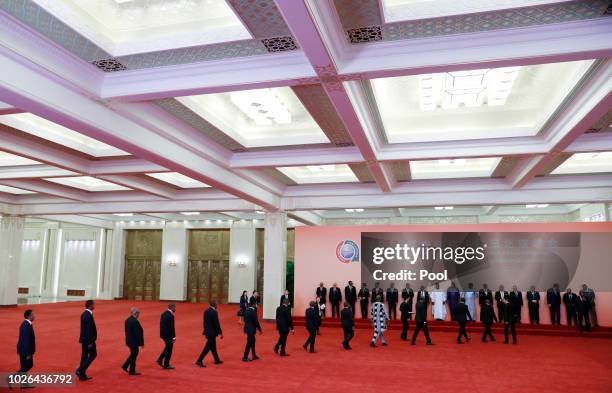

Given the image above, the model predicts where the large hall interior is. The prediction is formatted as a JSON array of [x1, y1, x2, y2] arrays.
[[1, 0, 612, 392]]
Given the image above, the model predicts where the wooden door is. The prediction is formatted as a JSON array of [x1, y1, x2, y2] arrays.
[[187, 230, 230, 303], [123, 230, 162, 301]]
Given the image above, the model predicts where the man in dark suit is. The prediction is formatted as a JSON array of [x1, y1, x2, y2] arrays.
[[386, 283, 399, 320], [581, 284, 598, 327], [195, 300, 223, 367], [340, 302, 354, 350], [12, 309, 36, 389], [480, 299, 498, 342], [76, 300, 97, 381], [280, 290, 291, 308], [329, 283, 342, 318], [357, 283, 370, 319], [316, 283, 327, 318], [157, 304, 176, 369], [502, 299, 518, 344], [344, 281, 357, 315], [494, 285, 509, 323], [372, 282, 384, 306], [509, 285, 523, 323], [416, 286, 429, 306], [122, 307, 144, 376], [411, 300, 433, 345], [479, 284, 493, 307], [399, 297, 412, 341], [526, 285, 540, 324], [546, 283, 562, 325], [401, 283, 414, 320], [275, 298, 293, 356], [577, 292, 592, 332], [455, 298, 473, 344], [303, 301, 318, 353], [563, 288, 578, 326], [242, 298, 262, 362]]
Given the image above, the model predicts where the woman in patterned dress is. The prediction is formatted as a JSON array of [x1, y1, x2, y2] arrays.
[[370, 295, 389, 347]]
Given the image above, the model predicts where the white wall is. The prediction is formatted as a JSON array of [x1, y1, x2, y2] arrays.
[[59, 228, 100, 299], [228, 221, 256, 303], [159, 222, 188, 301], [18, 228, 46, 297]]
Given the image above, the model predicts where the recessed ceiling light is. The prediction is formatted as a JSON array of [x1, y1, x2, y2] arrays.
[[113, 213, 133, 217], [526, 204, 549, 208], [230, 89, 291, 126], [345, 209, 355, 212], [355, 208, 365, 212], [180, 212, 200, 216], [255, 211, 265, 214]]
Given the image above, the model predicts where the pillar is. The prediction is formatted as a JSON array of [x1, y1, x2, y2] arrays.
[[228, 221, 256, 303], [107, 226, 126, 299], [0, 216, 25, 306], [159, 222, 188, 301], [263, 212, 287, 320]]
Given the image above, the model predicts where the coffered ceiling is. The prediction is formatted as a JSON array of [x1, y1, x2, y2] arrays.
[[0, 0, 611, 225]]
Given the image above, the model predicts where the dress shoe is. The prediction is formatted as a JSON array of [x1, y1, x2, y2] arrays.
[[280, 353, 289, 357], [156, 360, 163, 368], [163, 365, 175, 370], [242, 358, 251, 362], [128, 372, 141, 376], [381, 343, 388, 346], [370, 342, 376, 348], [214, 360, 223, 365], [121, 366, 129, 373], [252, 356, 260, 361], [309, 350, 317, 353], [274, 346, 279, 354], [195, 362, 206, 368], [426, 342, 434, 346], [457, 341, 463, 344]]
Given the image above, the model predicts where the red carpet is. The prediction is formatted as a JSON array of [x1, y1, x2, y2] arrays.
[[1, 301, 611, 393]]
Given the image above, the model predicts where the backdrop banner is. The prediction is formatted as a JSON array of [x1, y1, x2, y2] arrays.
[[361, 231, 604, 291]]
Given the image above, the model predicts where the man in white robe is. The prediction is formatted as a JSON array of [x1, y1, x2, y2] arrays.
[[431, 283, 447, 321], [462, 282, 477, 321]]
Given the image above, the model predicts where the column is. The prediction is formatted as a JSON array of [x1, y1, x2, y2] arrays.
[[263, 212, 287, 320], [228, 221, 256, 303], [159, 222, 188, 301], [0, 216, 25, 306], [106, 226, 126, 300]]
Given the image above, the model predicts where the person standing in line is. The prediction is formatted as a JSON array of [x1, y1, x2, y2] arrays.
[[411, 299, 433, 346], [502, 299, 518, 344], [494, 285, 509, 323], [509, 285, 523, 323], [386, 283, 399, 320], [10, 309, 36, 389], [370, 295, 389, 348], [242, 298, 262, 362], [546, 283, 561, 326], [372, 282, 385, 305], [250, 290, 260, 309], [239, 290, 248, 323], [316, 282, 327, 318], [526, 285, 540, 324], [275, 298, 293, 356], [358, 283, 370, 319], [576, 292, 592, 332], [416, 285, 429, 307], [563, 288, 578, 326], [455, 298, 472, 344], [122, 307, 144, 376], [399, 296, 412, 341], [461, 283, 477, 322], [401, 283, 414, 320], [480, 299, 497, 342], [76, 300, 97, 381], [431, 283, 447, 321], [195, 300, 223, 367], [303, 301, 318, 353], [329, 283, 342, 319], [345, 281, 357, 315], [479, 284, 493, 308], [315, 296, 324, 335], [446, 282, 460, 321], [581, 284, 598, 327], [157, 304, 176, 370], [280, 289, 291, 308], [340, 302, 355, 350]]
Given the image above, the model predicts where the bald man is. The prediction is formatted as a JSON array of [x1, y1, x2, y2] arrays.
[[122, 307, 144, 376]]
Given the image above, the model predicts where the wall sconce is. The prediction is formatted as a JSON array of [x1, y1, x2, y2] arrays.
[[168, 260, 178, 267], [236, 258, 248, 268]]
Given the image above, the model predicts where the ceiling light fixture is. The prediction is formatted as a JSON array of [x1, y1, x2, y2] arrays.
[[230, 89, 291, 126], [180, 212, 200, 216], [419, 67, 520, 111], [526, 204, 550, 208], [306, 165, 336, 172], [113, 213, 133, 217]]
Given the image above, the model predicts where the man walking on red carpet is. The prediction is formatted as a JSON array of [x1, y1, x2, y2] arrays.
[[480, 299, 498, 342], [275, 298, 294, 356], [196, 300, 223, 367], [303, 301, 318, 353], [157, 304, 176, 370], [455, 297, 472, 344], [411, 299, 433, 346], [9, 309, 36, 389], [76, 300, 97, 381], [242, 298, 262, 362], [122, 307, 144, 376]]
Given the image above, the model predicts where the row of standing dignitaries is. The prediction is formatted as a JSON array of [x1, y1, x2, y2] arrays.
[[315, 281, 599, 331]]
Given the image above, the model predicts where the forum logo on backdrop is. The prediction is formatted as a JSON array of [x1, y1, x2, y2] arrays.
[[336, 240, 360, 264]]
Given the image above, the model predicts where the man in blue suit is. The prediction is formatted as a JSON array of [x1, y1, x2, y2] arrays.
[[76, 300, 97, 381], [196, 300, 224, 367], [11, 309, 36, 389]]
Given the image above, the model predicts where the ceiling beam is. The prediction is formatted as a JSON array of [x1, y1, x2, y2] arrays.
[[287, 210, 322, 226], [275, 0, 393, 192], [87, 158, 167, 175], [508, 60, 612, 188], [0, 179, 89, 201], [0, 45, 279, 210], [33, 215, 114, 229], [230, 146, 363, 169], [0, 101, 22, 115], [0, 164, 75, 179], [97, 174, 177, 199]]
